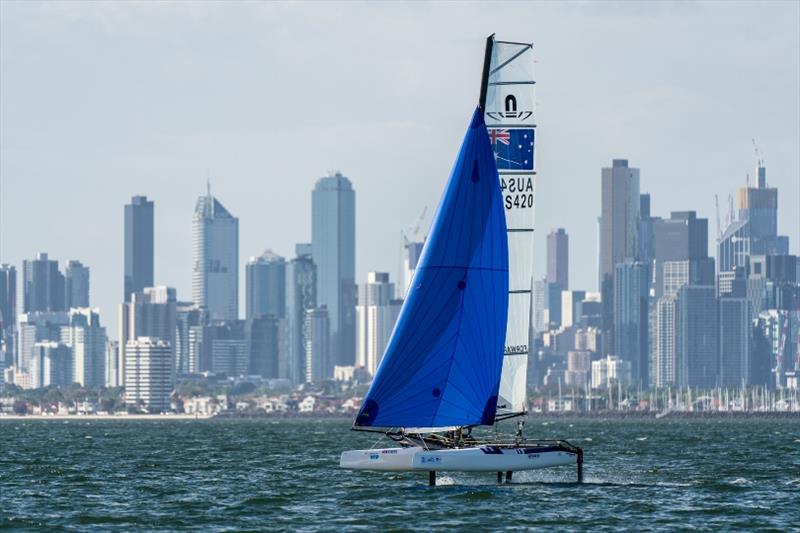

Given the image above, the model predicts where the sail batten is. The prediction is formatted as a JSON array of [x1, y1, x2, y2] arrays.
[[354, 108, 509, 430]]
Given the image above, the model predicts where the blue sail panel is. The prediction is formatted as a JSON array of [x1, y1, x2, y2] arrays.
[[355, 108, 509, 429]]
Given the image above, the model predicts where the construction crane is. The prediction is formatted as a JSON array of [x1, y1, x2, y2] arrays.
[[714, 194, 722, 243], [402, 206, 427, 246], [752, 138, 763, 167]]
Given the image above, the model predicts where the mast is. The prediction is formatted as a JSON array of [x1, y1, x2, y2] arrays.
[[479, 34, 495, 109]]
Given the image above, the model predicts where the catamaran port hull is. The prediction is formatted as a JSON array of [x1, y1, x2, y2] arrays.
[[340, 445, 577, 472]]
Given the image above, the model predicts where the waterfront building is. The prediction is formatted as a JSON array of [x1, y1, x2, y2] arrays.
[[124, 337, 172, 413], [65, 260, 90, 309], [311, 172, 356, 367], [245, 250, 286, 321], [356, 272, 402, 375], [60, 308, 106, 388], [303, 306, 330, 382], [192, 187, 239, 321], [23, 253, 65, 313], [124, 195, 154, 302]]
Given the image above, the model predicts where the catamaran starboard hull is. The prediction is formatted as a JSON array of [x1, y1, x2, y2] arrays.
[[340, 445, 577, 472]]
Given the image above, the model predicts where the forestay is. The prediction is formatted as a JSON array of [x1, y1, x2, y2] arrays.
[[482, 36, 536, 418], [354, 108, 509, 430]]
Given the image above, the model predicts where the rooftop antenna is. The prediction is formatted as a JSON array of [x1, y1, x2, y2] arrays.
[[206, 168, 211, 197]]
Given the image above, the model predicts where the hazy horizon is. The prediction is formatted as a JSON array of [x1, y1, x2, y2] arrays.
[[2, 1, 798, 338]]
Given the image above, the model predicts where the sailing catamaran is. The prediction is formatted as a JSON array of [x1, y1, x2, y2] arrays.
[[340, 35, 583, 485]]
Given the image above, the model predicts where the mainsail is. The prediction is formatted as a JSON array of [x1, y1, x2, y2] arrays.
[[355, 108, 509, 429], [482, 36, 537, 418]]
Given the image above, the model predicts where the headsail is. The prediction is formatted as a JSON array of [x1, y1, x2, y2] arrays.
[[355, 108, 509, 429], [482, 35, 536, 418]]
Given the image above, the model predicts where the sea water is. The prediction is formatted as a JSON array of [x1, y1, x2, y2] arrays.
[[1, 418, 798, 531]]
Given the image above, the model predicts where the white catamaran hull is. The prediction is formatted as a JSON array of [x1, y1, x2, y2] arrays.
[[340, 445, 577, 472]]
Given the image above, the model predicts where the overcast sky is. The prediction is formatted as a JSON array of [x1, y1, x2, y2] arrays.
[[1, 1, 798, 338]]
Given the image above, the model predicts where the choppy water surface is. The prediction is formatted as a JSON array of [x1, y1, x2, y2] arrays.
[[1, 418, 798, 531]]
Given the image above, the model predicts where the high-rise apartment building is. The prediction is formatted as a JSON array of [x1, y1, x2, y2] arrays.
[[311, 172, 356, 367], [124, 337, 172, 413], [192, 188, 239, 321], [245, 250, 286, 321], [285, 245, 317, 384], [0, 265, 16, 366], [356, 272, 402, 375], [60, 308, 106, 388], [124, 195, 154, 302], [23, 253, 65, 313], [29, 342, 72, 388], [303, 306, 330, 382], [65, 260, 90, 309]]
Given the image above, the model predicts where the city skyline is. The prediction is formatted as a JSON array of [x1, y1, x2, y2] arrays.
[[1, 2, 798, 339]]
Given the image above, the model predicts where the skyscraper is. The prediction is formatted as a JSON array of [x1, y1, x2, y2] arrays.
[[719, 296, 750, 387], [599, 159, 640, 355], [0, 265, 16, 366], [124, 196, 154, 302], [23, 253, 65, 313], [245, 250, 286, 321], [192, 187, 239, 321], [247, 315, 281, 378], [653, 211, 709, 297], [175, 302, 205, 375], [356, 272, 402, 375], [719, 162, 789, 274], [304, 306, 330, 382], [311, 172, 356, 367], [60, 308, 106, 388], [614, 260, 650, 387], [285, 245, 317, 384], [65, 260, 90, 309], [677, 285, 718, 388], [547, 228, 569, 289]]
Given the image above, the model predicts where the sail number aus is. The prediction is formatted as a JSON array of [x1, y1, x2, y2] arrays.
[[500, 176, 534, 210]]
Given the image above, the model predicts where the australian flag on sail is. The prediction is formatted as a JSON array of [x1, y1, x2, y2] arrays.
[[488, 128, 535, 171]]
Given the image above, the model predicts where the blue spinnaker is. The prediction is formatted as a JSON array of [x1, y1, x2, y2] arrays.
[[355, 108, 509, 429]]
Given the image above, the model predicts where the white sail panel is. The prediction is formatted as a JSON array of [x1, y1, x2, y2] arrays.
[[484, 38, 536, 417]]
